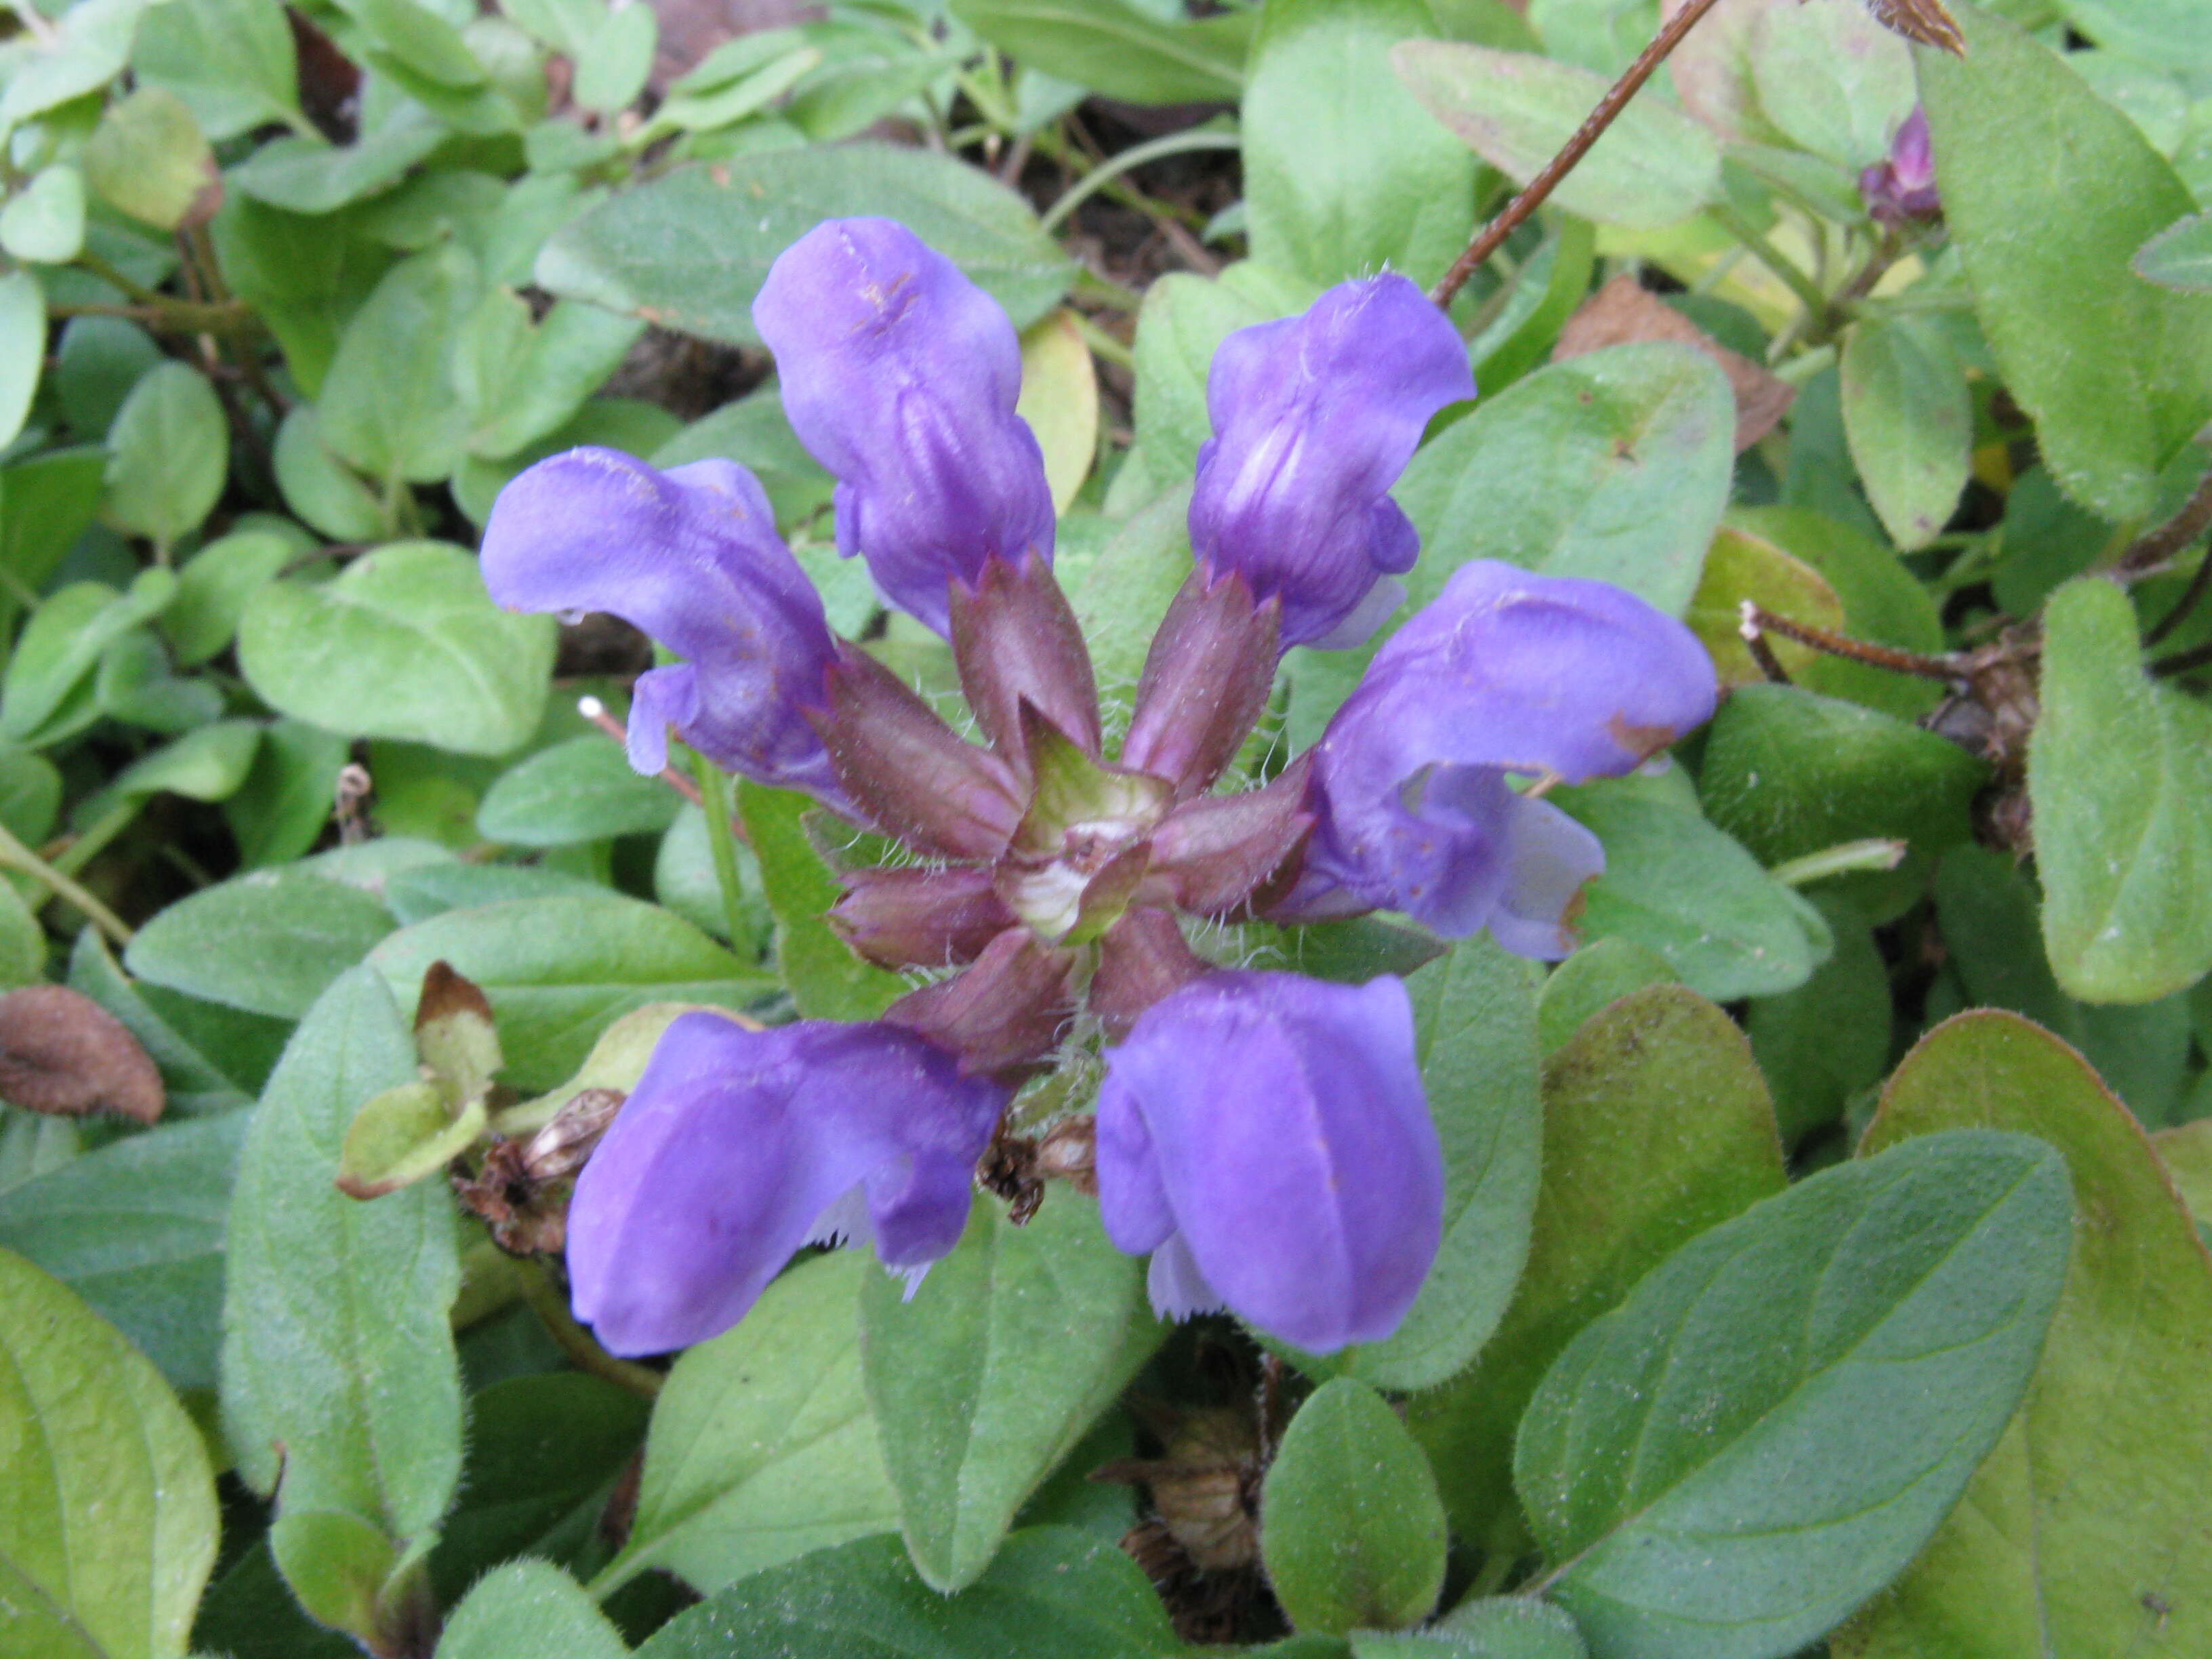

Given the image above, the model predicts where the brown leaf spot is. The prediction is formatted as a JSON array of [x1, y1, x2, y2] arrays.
[[0, 985, 165, 1124], [415, 960, 493, 1031]]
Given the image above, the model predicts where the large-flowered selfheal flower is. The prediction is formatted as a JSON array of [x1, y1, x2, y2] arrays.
[[566, 1012, 1010, 1355], [1188, 274, 1474, 649], [1094, 971, 1443, 1353], [1286, 560, 1717, 958], [754, 218, 1056, 636], [481, 447, 844, 802]]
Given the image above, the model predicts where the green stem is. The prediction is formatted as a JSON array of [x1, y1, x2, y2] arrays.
[[1067, 312, 1134, 371], [0, 820, 133, 947], [1038, 126, 1241, 235], [687, 747, 758, 962], [1712, 206, 1830, 323], [1771, 838, 1908, 887], [516, 1258, 663, 1397]]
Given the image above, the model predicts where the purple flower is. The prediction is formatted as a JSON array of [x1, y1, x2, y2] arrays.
[[1094, 971, 1442, 1353], [1860, 107, 1940, 226], [481, 447, 843, 801], [566, 1012, 1010, 1355], [754, 218, 1056, 636], [1189, 275, 1474, 650], [1286, 560, 1716, 958]]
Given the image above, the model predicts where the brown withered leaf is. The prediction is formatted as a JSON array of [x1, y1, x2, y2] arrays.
[[1556, 275, 1795, 452], [0, 985, 164, 1123], [1864, 0, 1966, 56]]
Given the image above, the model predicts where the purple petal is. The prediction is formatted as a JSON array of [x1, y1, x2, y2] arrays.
[[1094, 970, 1443, 1353], [1289, 560, 1710, 954], [566, 1013, 1008, 1355], [1862, 107, 1940, 224], [753, 218, 1055, 635], [1189, 275, 1473, 649], [481, 447, 843, 801]]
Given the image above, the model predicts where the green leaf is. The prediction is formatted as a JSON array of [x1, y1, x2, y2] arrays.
[[1314, 935, 1541, 1390], [220, 969, 464, 1534], [455, 289, 645, 459], [1396, 344, 1736, 619], [273, 405, 388, 541], [1393, 41, 1718, 226], [336, 1078, 486, 1199], [0, 0, 148, 129], [2029, 577, 2212, 1002], [1242, 0, 1479, 290], [1067, 489, 1196, 730], [103, 718, 264, 811], [600, 1249, 901, 1595], [951, 0, 1250, 104], [1684, 525, 1847, 689], [83, 86, 219, 230], [1744, 898, 1891, 1144], [639, 1528, 1177, 1658], [0, 745, 61, 844], [1933, 845, 2196, 1128], [436, 1561, 629, 1659], [1923, 7, 2212, 520], [0, 1111, 245, 1392], [1410, 985, 1785, 1552], [0, 445, 109, 594], [1839, 314, 1971, 551], [1261, 1377, 1449, 1635], [429, 1372, 650, 1601], [736, 781, 905, 1021], [0, 268, 43, 451], [239, 540, 556, 758], [1534, 936, 1678, 1054], [67, 930, 257, 1115], [1554, 783, 1830, 1001], [366, 891, 770, 1090], [126, 869, 392, 1019], [102, 360, 230, 550], [861, 1194, 1160, 1593], [226, 718, 350, 869], [0, 1245, 219, 1659], [537, 145, 1073, 346], [477, 733, 681, 846], [2135, 209, 2212, 293], [1840, 1010, 2212, 1658], [318, 243, 478, 483], [1746, 0, 1914, 169], [565, 0, 654, 112], [1, 163, 87, 263], [131, 0, 304, 142], [1698, 682, 1987, 923], [1361, 1601, 1588, 1657], [1517, 1130, 2071, 1659], [229, 106, 448, 215], [0, 571, 176, 747], [163, 529, 298, 665]]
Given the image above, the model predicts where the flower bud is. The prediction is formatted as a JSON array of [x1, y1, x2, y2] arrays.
[[480, 448, 842, 802], [1094, 971, 1443, 1353], [1189, 274, 1473, 649], [566, 1012, 1009, 1355], [754, 218, 1056, 636], [1860, 107, 1941, 226], [1284, 560, 1715, 957]]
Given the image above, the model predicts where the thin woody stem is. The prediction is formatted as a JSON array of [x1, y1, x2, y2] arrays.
[[1737, 602, 1793, 684], [1739, 602, 1963, 682], [1431, 0, 1730, 308], [2115, 460, 2212, 579]]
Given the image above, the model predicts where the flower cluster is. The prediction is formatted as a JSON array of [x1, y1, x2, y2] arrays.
[[481, 218, 1716, 1359]]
